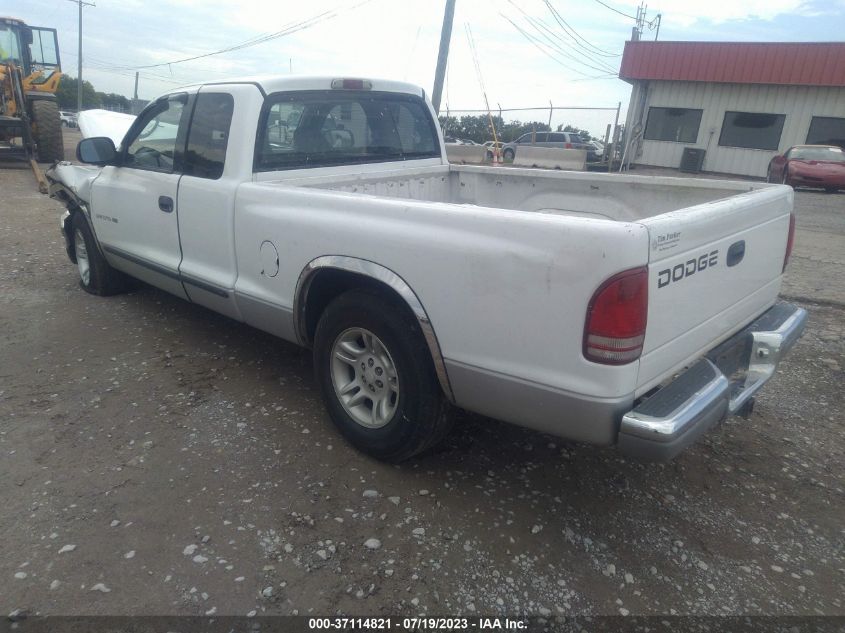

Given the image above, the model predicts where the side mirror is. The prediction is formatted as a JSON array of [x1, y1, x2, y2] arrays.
[[77, 137, 117, 165]]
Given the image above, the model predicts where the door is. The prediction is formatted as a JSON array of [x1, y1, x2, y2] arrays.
[[91, 93, 191, 299], [176, 86, 247, 320]]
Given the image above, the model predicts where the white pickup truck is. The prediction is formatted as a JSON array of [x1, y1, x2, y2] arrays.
[[47, 76, 807, 462]]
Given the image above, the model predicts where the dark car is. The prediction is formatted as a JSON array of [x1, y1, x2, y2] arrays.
[[767, 145, 845, 192]]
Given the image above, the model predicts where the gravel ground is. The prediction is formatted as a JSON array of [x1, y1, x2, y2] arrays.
[[0, 138, 843, 619]]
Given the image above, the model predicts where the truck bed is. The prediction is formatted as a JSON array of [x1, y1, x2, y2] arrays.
[[267, 164, 769, 222]]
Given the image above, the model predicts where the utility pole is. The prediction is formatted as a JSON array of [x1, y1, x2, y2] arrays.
[[67, 0, 95, 113], [431, 0, 456, 114]]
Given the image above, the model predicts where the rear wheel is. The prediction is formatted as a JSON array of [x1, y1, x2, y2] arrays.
[[313, 289, 451, 462], [71, 213, 131, 296], [31, 100, 64, 163]]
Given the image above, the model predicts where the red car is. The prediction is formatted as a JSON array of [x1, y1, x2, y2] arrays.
[[767, 145, 845, 192]]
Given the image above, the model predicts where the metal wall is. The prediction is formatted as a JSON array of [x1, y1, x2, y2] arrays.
[[628, 81, 845, 178]]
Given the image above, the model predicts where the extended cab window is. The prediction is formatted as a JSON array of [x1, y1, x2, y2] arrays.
[[256, 90, 439, 171], [184, 93, 234, 180], [125, 95, 187, 172]]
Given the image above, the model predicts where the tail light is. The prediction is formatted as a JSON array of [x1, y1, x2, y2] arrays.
[[565, 142, 572, 149], [584, 267, 648, 364], [783, 212, 796, 272]]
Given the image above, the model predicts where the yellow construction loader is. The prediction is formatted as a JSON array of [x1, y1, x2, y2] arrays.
[[1, 16, 64, 191]]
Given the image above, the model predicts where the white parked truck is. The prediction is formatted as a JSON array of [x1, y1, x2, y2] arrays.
[[47, 76, 807, 462]]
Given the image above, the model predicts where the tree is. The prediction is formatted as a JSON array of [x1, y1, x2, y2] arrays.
[[56, 76, 101, 110], [98, 92, 131, 112], [438, 114, 504, 143], [500, 120, 550, 142], [557, 124, 597, 140]]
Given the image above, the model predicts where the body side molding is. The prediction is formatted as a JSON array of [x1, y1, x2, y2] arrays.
[[294, 255, 454, 402]]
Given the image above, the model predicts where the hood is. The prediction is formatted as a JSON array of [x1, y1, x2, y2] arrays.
[[78, 109, 136, 147], [791, 158, 845, 166]]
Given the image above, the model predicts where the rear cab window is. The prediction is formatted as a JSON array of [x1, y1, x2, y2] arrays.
[[255, 90, 440, 171], [184, 92, 234, 180]]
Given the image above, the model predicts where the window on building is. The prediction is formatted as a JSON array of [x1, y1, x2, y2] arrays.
[[806, 116, 845, 149], [718, 111, 785, 151], [643, 107, 702, 143]]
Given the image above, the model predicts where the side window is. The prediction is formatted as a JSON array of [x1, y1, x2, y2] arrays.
[[125, 96, 187, 172], [184, 93, 234, 180], [28, 27, 60, 68], [535, 133, 549, 142], [549, 133, 565, 143]]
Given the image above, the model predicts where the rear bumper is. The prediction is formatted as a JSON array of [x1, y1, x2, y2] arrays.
[[618, 302, 807, 461]]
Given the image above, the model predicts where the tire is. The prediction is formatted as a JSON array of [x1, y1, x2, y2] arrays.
[[781, 167, 792, 188], [503, 148, 515, 162], [31, 100, 65, 163], [824, 187, 839, 193], [313, 289, 452, 462], [765, 166, 774, 183], [70, 213, 131, 296]]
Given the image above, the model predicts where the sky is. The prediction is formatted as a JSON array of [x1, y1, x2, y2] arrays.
[[10, 0, 845, 137]]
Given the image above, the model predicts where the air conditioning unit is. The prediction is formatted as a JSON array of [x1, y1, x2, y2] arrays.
[[680, 147, 706, 173]]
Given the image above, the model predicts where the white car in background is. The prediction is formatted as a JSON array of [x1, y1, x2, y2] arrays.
[[59, 110, 78, 128]]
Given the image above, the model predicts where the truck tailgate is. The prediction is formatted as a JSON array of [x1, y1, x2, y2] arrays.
[[637, 185, 793, 394]]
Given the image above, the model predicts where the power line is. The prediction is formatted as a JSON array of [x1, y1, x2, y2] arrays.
[[98, 0, 372, 72], [521, 12, 617, 73], [542, 0, 620, 57], [504, 0, 618, 74], [500, 13, 615, 79], [589, 0, 637, 20]]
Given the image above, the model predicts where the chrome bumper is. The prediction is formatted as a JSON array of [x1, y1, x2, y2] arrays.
[[618, 302, 808, 461]]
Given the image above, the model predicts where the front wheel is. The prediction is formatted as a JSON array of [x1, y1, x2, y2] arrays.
[[71, 213, 131, 296], [781, 167, 792, 188], [313, 289, 451, 462], [503, 148, 515, 162]]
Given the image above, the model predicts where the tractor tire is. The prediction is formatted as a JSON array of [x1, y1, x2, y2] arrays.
[[32, 100, 64, 163]]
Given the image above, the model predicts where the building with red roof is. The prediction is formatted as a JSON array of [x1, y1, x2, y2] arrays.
[[619, 41, 845, 178]]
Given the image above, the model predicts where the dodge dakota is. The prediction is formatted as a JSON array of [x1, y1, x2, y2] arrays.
[[47, 76, 807, 462]]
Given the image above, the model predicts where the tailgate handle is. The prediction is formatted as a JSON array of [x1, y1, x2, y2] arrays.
[[727, 240, 745, 267]]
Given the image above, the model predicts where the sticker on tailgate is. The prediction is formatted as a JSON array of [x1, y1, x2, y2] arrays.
[[652, 231, 681, 251]]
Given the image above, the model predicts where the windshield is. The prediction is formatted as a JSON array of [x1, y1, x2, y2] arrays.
[[0, 25, 22, 62], [791, 146, 845, 162], [256, 90, 440, 171]]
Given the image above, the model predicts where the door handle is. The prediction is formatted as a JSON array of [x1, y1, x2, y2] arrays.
[[158, 196, 174, 213]]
